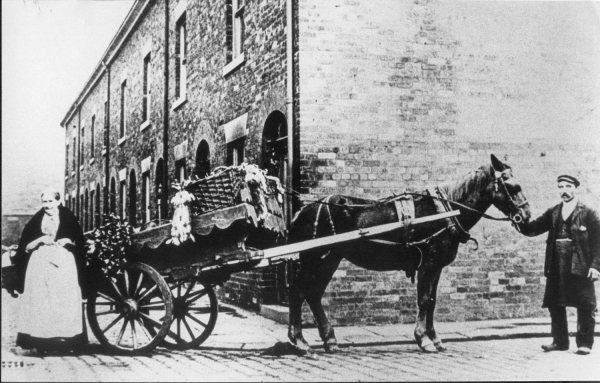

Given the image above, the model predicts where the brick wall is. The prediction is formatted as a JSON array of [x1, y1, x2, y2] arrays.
[[62, 0, 600, 325], [296, 0, 600, 324], [63, 0, 290, 309]]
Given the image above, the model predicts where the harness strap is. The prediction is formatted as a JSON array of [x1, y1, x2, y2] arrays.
[[426, 188, 471, 244], [312, 195, 336, 239]]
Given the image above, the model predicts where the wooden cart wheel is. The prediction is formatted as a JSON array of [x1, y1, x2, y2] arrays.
[[87, 263, 174, 355], [148, 279, 218, 350]]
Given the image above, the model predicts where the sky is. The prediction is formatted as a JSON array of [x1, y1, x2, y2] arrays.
[[2, 0, 134, 214]]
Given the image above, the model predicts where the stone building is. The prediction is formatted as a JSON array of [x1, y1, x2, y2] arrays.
[[62, 0, 600, 325]]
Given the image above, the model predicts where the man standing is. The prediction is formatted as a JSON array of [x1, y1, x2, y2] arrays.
[[519, 175, 600, 355]]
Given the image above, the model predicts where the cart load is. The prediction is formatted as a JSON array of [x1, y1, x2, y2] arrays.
[[128, 164, 287, 274]]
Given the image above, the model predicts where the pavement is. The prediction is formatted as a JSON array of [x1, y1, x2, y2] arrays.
[[2, 290, 599, 381]]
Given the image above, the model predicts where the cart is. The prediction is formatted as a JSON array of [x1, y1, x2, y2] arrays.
[[85, 169, 459, 355]]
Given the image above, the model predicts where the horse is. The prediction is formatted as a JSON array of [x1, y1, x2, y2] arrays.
[[287, 154, 531, 353]]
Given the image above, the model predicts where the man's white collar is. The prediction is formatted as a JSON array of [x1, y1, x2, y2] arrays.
[[561, 197, 578, 220]]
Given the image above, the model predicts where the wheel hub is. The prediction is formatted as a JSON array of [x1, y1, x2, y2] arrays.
[[121, 299, 139, 318], [173, 297, 189, 319]]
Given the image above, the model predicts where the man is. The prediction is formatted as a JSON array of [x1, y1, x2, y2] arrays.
[[519, 175, 600, 355]]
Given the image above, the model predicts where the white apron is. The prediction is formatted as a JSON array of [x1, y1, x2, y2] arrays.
[[18, 243, 83, 339]]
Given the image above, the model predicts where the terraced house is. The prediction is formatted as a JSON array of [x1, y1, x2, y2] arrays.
[[62, 0, 600, 325]]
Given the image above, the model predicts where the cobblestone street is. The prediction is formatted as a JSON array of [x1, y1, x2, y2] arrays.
[[2, 290, 598, 381]]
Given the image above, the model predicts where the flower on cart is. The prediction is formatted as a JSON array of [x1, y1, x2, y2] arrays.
[[85, 214, 133, 278], [167, 180, 196, 246]]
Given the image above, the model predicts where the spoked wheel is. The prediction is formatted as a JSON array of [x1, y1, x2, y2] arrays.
[[87, 263, 174, 355], [148, 279, 218, 350]]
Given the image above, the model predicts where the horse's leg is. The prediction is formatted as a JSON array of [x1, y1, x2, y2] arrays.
[[303, 250, 344, 353], [414, 266, 443, 353], [287, 257, 311, 353], [425, 268, 446, 352]]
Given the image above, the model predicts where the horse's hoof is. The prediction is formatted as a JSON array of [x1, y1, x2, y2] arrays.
[[324, 343, 340, 354], [434, 342, 447, 352], [421, 343, 438, 353]]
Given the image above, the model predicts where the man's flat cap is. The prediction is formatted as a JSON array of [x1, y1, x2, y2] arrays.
[[557, 174, 580, 187]]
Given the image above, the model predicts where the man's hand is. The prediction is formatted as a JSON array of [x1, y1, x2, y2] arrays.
[[588, 268, 600, 281]]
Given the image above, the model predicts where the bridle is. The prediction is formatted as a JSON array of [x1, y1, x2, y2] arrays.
[[493, 168, 529, 227]]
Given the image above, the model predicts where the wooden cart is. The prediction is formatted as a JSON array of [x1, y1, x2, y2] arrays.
[[85, 168, 459, 355]]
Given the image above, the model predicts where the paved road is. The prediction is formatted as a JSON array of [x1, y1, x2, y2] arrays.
[[2, 290, 598, 382]]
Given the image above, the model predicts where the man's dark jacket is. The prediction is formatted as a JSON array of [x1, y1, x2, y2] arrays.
[[520, 200, 600, 277], [13, 205, 87, 296]]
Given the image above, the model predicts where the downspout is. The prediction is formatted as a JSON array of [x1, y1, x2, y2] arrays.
[[162, 0, 170, 220], [286, 0, 295, 226], [102, 60, 111, 217], [77, 105, 81, 221]]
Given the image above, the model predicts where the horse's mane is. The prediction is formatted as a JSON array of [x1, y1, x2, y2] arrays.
[[439, 164, 495, 202]]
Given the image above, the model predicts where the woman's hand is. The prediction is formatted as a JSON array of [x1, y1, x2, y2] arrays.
[[56, 238, 74, 248], [25, 236, 54, 252]]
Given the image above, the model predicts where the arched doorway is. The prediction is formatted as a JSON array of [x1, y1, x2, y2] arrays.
[[261, 111, 289, 305], [110, 177, 116, 214], [129, 170, 137, 227], [195, 140, 211, 179], [84, 189, 89, 231], [261, 111, 288, 182], [95, 184, 101, 228]]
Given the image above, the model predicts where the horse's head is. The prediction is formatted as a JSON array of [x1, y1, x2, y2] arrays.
[[489, 154, 531, 225]]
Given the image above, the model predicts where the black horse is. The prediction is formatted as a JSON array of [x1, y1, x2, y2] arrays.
[[287, 154, 531, 353]]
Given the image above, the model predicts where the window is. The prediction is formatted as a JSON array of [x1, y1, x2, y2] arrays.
[[72, 137, 77, 170], [80, 127, 85, 164], [129, 170, 137, 227], [143, 53, 152, 123], [66, 144, 70, 176], [120, 180, 126, 220], [91, 115, 95, 155], [195, 140, 211, 179], [227, 0, 245, 62], [120, 80, 127, 139], [142, 173, 150, 224], [227, 137, 245, 166], [176, 16, 187, 99], [104, 101, 108, 150], [175, 159, 187, 183]]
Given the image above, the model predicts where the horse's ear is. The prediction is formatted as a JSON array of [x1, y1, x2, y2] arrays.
[[490, 154, 504, 171]]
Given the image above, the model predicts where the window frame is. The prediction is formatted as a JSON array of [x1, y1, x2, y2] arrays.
[[227, 137, 245, 166], [120, 79, 128, 140], [175, 14, 187, 102], [142, 52, 152, 126]]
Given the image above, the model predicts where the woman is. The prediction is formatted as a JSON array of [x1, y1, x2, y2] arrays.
[[13, 188, 88, 353]]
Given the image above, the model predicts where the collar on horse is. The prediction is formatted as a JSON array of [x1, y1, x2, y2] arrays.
[[426, 187, 474, 245]]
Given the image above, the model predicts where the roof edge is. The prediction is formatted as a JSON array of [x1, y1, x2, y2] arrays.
[[60, 0, 151, 127]]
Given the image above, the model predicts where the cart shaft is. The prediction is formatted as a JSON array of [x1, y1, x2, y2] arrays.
[[262, 210, 460, 260]]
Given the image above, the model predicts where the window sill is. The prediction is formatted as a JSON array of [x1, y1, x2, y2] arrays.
[[223, 53, 246, 77], [172, 97, 187, 111], [140, 120, 152, 132], [118, 136, 127, 146], [89, 158, 95, 165]]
